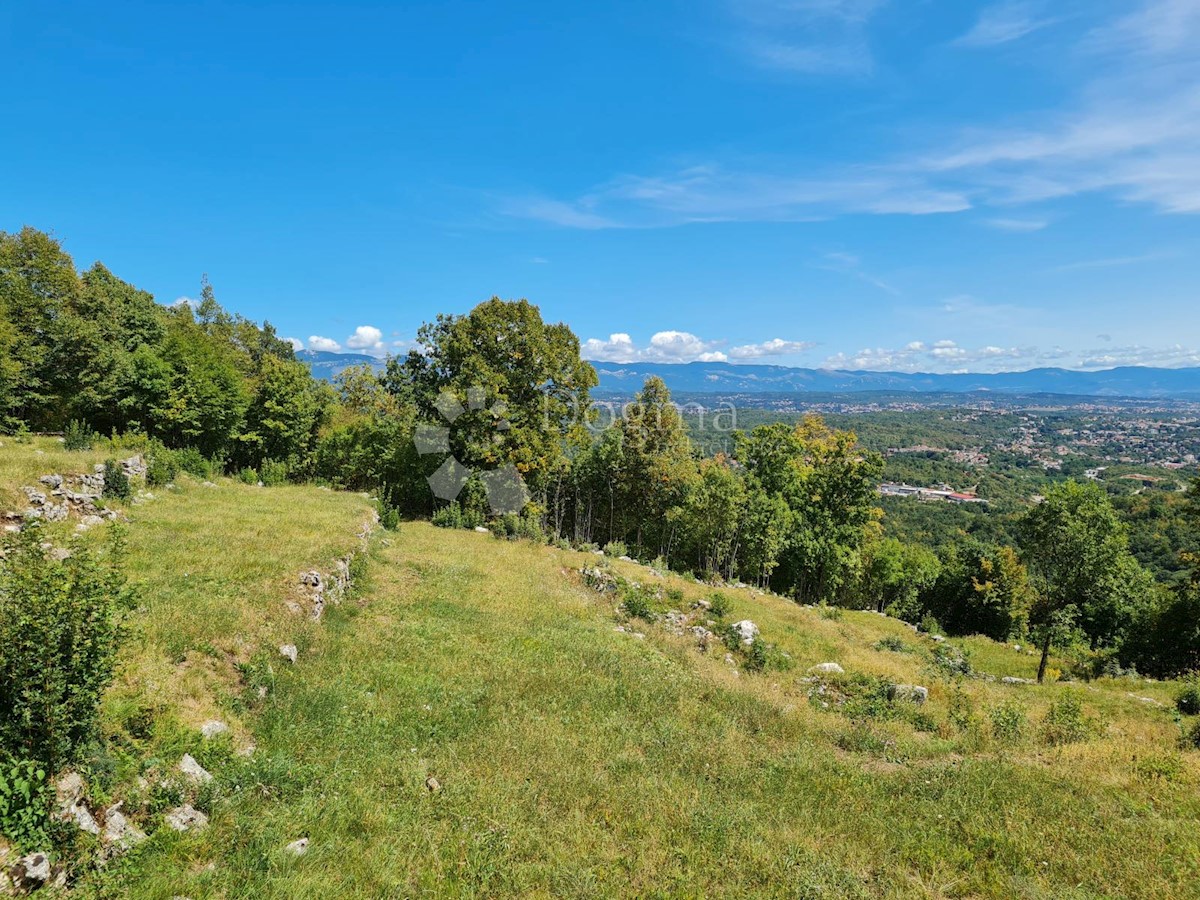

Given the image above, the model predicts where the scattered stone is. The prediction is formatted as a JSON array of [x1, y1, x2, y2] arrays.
[[809, 662, 845, 676], [284, 837, 309, 857], [164, 805, 208, 832], [202, 481, 217, 488], [473, 526, 489, 533], [21, 487, 47, 506], [103, 804, 147, 851], [1002, 676, 1034, 685], [200, 720, 229, 739], [692, 599, 712, 611], [279, 643, 298, 663], [930, 634, 946, 643], [425, 776, 441, 793], [38, 474, 63, 488], [179, 754, 213, 784], [9, 852, 51, 892], [54, 773, 100, 836], [618, 555, 634, 562], [888, 684, 929, 704], [730, 620, 760, 645], [76, 514, 105, 532], [662, 610, 688, 635]]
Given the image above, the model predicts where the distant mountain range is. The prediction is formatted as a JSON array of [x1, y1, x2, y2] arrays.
[[297, 351, 1200, 399]]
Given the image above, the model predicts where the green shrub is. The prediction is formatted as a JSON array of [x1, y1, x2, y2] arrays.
[[1175, 678, 1200, 716], [238, 467, 260, 485], [709, 592, 731, 619], [377, 488, 402, 532], [948, 685, 977, 732], [620, 585, 657, 622], [144, 442, 180, 487], [0, 758, 51, 851], [816, 602, 843, 621], [1183, 720, 1200, 751], [0, 524, 132, 770], [101, 459, 131, 501], [174, 447, 214, 479], [62, 419, 96, 451], [989, 701, 1027, 743], [604, 540, 628, 558], [918, 614, 944, 636], [743, 637, 769, 672], [874, 635, 912, 654], [1043, 693, 1090, 746], [432, 502, 465, 529], [260, 458, 290, 487]]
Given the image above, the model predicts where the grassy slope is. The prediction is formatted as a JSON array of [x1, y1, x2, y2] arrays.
[[3, 441, 1198, 898]]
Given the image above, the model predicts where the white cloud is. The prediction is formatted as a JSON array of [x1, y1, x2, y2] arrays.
[[307, 335, 342, 353], [171, 296, 198, 309], [729, 338, 817, 359], [953, 2, 1058, 47], [346, 325, 386, 355], [984, 217, 1049, 232], [582, 330, 728, 363], [822, 339, 1046, 372], [284, 337, 304, 351]]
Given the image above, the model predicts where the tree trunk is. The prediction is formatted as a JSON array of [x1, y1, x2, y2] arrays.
[[1037, 633, 1052, 683]]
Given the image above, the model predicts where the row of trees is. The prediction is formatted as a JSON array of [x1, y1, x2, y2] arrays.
[[0, 227, 330, 469], [4, 226, 1199, 679]]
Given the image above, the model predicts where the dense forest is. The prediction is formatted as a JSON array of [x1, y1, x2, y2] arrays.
[[3, 226, 1200, 680]]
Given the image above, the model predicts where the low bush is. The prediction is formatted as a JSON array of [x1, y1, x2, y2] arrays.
[[604, 540, 628, 558], [432, 502, 465, 529], [238, 467, 260, 485], [918, 614, 944, 636], [1175, 678, 1200, 716], [989, 701, 1027, 743], [62, 419, 96, 451], [0, 524, 132, 770], [145, 442, 180, 487], [1043, 694, 1090, 746], [260, 458, 290, 486], [708, 592, 731, 619], [874, 635, 912, 654], [1183, 720, 1200, 751], [101, 458, 131, 501], [376, 487, 402, 532], [620, 584, 658, 622]]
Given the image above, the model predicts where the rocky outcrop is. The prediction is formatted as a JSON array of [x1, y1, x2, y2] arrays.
[[164, 805, 208, 832]]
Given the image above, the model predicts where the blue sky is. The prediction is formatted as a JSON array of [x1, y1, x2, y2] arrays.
[[2, 0, 1198, 372]]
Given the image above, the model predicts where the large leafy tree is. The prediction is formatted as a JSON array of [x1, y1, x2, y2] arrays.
[[386, 297, 597, 503], [1019, 480, 1154, 682], [738, 416, 883, 604]]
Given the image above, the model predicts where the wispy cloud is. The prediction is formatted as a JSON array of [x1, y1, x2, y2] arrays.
[[814, 250, 901, 295], [506, 165, 969, 229], [984, 216, 1049, 232], [953, 1, 1059, 47], [728, 0, 888, 76], [1048, 251, 1175, 272], [499, 1, 1200, 227]]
